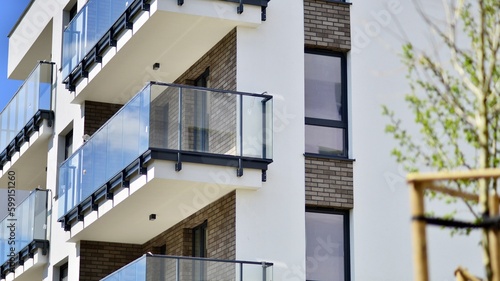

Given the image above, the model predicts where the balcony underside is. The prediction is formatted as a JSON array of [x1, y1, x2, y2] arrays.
[[0, 114, 53, 190], [1, 244, 49, 281], [8, 9, 52, 80], [70, 0, 262, 105], [64, 153, 265, 244]]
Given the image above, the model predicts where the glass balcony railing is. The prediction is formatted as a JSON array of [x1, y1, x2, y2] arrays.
[[100, 254, 273, 281], [58, 82, 273, 221], [62, 0, 132, 79], [0, 62, 53, 156], [0, 189, 49, 269]]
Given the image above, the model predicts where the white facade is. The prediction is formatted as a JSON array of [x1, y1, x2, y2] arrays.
[[351, 1, 483, 280], [0, 0, 486, 280]]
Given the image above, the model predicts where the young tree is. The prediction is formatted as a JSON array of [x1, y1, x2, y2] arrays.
[[382, 0, 500, 279]]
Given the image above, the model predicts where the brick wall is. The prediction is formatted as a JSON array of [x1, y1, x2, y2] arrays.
[[149, 29, 237, 155], [142, 191, 236, 280], [142, 191, 235, 259], [84, 101, 123, 136], [78, 192, 236, 280], [304, 0, 351, 51], [79, 241, 143, 281], [305, 156, 353, 209]]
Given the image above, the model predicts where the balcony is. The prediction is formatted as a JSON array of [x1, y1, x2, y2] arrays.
[[61, 0, 269, 104], [101, 254, 273, 281], [0, 189, 49, 280], [58, 82, 272, 243], [0, 62, 54, 191]]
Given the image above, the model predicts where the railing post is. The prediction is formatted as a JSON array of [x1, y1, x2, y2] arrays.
[[261, 99, 266, 159], [262, 262, 266, 281], [489, 191, 500, 281], [409, 181, 429, 281], [239, 262, 243, 281], [237, 94, 244, 177], [176, 257, 180, 281], [176, 87, 183, 171]]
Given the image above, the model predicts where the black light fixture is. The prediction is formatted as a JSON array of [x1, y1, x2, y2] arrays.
[[153, 62, 160, 70], [149, 214, 157, 221]]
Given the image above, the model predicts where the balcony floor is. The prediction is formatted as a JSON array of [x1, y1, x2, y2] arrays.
[[0, 119, 52, 191], [67, 159, 263, 244]]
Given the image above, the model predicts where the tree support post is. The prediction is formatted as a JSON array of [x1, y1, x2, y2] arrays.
[[410, 181, 429, 281]]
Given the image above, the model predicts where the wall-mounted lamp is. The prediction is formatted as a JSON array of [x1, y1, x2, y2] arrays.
[[153, 63, 160, 70]]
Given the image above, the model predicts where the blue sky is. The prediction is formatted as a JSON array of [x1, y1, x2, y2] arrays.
[[0, 1, 32, 111]]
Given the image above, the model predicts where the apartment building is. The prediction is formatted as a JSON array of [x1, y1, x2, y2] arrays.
[[0, 0, 354, 280], [1, 0, 488, 280]]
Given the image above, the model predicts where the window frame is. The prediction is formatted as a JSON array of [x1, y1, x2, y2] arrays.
[[304, 49, 348, 158], [59, 262, 68, 281], [305, 207, 351, 281]]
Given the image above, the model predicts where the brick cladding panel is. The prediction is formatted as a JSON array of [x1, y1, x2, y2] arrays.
[[78, 241, 143, 281], [84, 100, 123, 136], [149, 29, 237, 154], [79, 192, 236, 280], [305, 156, 353, 209], [304, 0, 351, 51]]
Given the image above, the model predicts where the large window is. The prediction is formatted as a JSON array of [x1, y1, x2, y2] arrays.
[[305, 51, 347, 157], [306, 209, 350, 281]]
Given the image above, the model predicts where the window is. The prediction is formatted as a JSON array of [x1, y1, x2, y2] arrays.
[[64, 130, 73, 160], [192, 220, 207, 280], [306, 209, 350, 281], [60, 262, 68, 281], [305, 50, 348, 157], [192, 220, 207, 257], [69, 2, 77, 22], [192, 69, 210, 152]]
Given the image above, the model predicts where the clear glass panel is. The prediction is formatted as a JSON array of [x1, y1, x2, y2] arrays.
[[101, 255, 147, 281], [107, 110, 124, 180], [305, 53, 343, 121], [306, 212, 346, 281], [241, 95, 272, 158], [58, 87, 151, 219], [62, 0, 131, 78], [305, 125, 345, 156], [149, 85, 180, 150], [0, 190, 48, 266], [0, 62, 53, 154], [103, 256, 273, 281], [38, 63, 53, 110]]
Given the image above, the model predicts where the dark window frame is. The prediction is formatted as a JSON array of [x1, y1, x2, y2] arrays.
[[193, 68, 210, 152], [64, 129, 73, 160], [192, 220, 208, 281], [192, 220, 207, 257], [60, 262, 68, 281], [305, 207, 351, 281], [305, 49, 348, 158]]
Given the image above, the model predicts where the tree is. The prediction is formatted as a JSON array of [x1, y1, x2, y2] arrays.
[[382, 0, 500, 279]]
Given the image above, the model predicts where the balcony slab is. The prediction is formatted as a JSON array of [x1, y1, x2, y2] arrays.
[[0, 119, 52, 190], [67, 159, 262, 244]]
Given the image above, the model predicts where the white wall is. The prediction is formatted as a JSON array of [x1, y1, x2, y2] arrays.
[[351, 0, 483, 280], [234, 0, 306, 280]]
